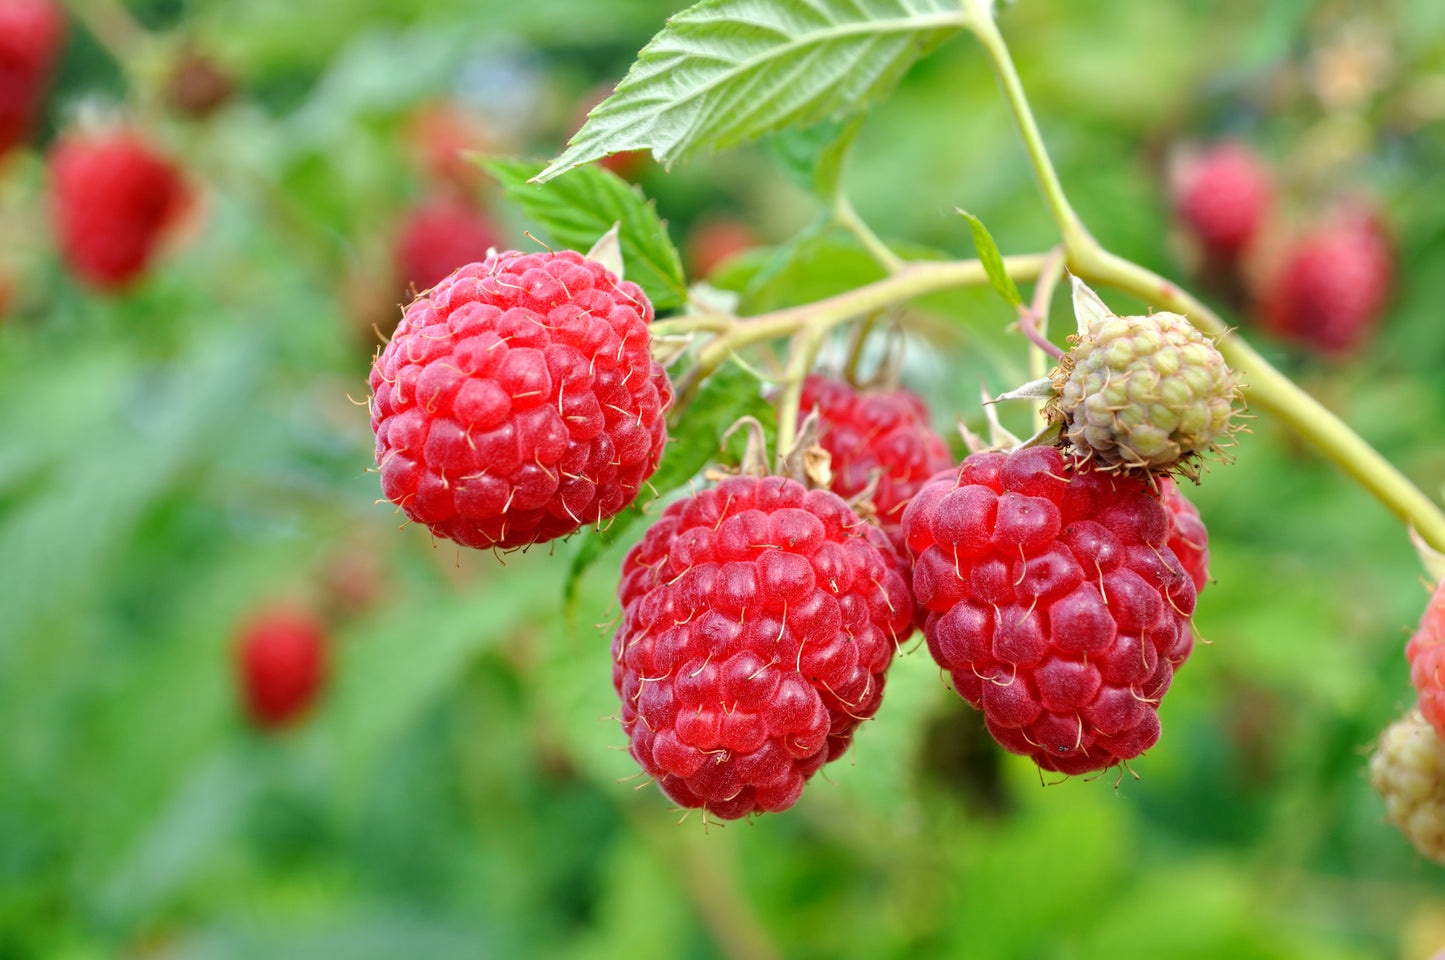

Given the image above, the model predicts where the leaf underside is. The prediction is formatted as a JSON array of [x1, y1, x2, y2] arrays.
[[535, 0, 968, 182]]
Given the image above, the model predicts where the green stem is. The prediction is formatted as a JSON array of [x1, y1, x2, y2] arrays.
[[695, 253, 1047, 374], [1073, 246, 1445, 550], [963, 1, 1092, 254], [1025, 246, 1066, 430], [834, 193, 906, 274], [776, 324, 826, 460]]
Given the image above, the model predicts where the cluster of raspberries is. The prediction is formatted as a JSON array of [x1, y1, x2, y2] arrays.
[[1171, 140, 1393, 358], [367, 248, 1214, 820]]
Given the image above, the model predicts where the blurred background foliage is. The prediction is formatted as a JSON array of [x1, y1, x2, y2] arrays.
[[5, 0, 1445, 957]]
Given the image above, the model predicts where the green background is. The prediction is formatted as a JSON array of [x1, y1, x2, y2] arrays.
[[4, 0, 1445, 957]]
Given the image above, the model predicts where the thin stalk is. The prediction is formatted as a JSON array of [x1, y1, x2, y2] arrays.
[[834, 193, 906, 274], [1024, 246, 1066, 430], [963, 1, 1092, 253], [776, 324, 826, 459], [694, 253, 1047, 375]]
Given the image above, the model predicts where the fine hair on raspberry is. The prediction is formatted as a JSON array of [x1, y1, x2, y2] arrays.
[[612, 474, 914, 820], [901, 444, 1198, 775], [368, 249, 672, 551]]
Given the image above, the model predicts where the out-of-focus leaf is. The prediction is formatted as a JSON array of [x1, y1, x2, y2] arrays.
[[535, 0, 969, 180], [484, 158, 687, 310], [767, 114, 867, 200]]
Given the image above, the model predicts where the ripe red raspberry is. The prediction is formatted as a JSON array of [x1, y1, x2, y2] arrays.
[[236, 607, 328, 730], [1259, 206, 1392, 357], [685, 216, 756, 278], [369, 249, 671, 551], [900, 445, 1197, 775], [800, 375, 954, 552], [48, 130, 190, 290], [613, 474, 914, 819], [1407, 579, 1445, 741], [0, 0, 65, 159], [1160, 477, 1210, 594], [1172, 141, 1273, 260], [405, 101, 495, 194], [394, 196, 502, 297]]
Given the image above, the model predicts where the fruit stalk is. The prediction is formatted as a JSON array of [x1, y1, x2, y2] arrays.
[[661, 254, 1048, 404]]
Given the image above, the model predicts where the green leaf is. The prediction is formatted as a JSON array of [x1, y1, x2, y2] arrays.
[[563, 362, 772, 603], [767, 113, 866, 199], [534, 0, 969, 181], [483, 157, 687, 310], [955, 208, 1023, 308]]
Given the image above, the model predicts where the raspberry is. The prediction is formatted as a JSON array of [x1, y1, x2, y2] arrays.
[[1407, 579, 1445, 741], [48, 130, 190, 290], [1370, 708, 1445, 864], [369, 249, 671, 551], [1049, 308, 1241, 476], [612, 474, 914, 819], [1172, 142, 1273, 260], [0, 0, 65, 159], [800, 375, 954, 552], [236, 607, 328, 730], [685, 216, 756, 278], [1160, 477, 1210, 594], [900, 445, 1197, 774], [1259, 206, 1392, 357], [394, 196, 502, 297], [405, 101, 495, 194]]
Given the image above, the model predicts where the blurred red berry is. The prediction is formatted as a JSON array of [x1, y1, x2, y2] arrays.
[[1172, 141, 1274, 261], [1408, 579, 1445, 742], [1258, 205, 1392, 357], [685, 216, 757, 278], [236, 607, 328, 730], [0, 0, 66, 159], [393, 196, 501, 296], [49, 129, 190, 290], [405, 100, 494, 194]]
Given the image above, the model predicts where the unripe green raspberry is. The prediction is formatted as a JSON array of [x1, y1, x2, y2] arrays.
[[1049, 309, 1241, 476], [1369, 708, 1445, 864]]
